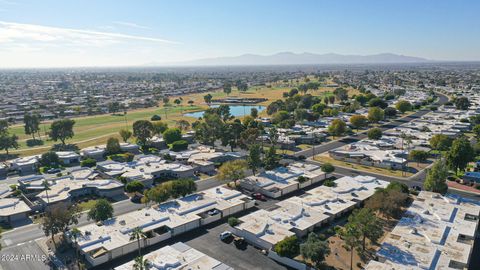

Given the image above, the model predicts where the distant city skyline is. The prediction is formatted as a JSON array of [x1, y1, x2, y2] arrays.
[[0, 0, 479, 68]]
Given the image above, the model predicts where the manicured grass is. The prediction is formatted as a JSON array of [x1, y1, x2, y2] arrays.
[[5, 77, 357, 157]]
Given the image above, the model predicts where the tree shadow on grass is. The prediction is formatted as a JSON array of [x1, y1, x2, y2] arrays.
[[51, 144, 79, 152]]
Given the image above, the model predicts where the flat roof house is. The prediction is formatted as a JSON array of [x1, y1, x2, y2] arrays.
[[0, 198, 31, 225], [240, 162, 326, 198], [81, 145, 106, 160], [9, 155, 39, 175], [235, 175, 388, 250], [366, 191, 480, 270], [114, 242, 233, 270], [72, 185, 254, 267], [56, 151, 81, 165]]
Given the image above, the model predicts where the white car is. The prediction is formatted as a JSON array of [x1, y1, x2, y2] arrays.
[[219, 231, 232, 241]]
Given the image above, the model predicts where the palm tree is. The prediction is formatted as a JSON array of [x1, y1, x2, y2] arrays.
[[130, 227, 146, 257], [133, 256, 149, 270], [70, 227, 81, 269], [42, 180, 50, 205]]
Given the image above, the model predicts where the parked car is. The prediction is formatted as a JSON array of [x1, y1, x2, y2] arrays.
[[233, 236, 246, 247], [253, 192, 266, 201], [46, 168, 61, 174], [219, 231, 232, 241]]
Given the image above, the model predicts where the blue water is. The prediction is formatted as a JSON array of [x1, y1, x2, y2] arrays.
[[184, 105, 266, 118]]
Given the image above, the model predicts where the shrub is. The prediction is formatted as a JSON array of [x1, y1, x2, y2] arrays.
[[170, 140, 188, 152], [125, 181, 145, 193], [297, 176, 308, 183], [81, 158, 97, 168], [321, 163, 335, 174], [151, 114, 162, 121], [323, 179, 336, 187], [274, 236, 299, 258], [367, 128, 383, 140], [228, 217, 240, 227], [162, 128, 182, 144]]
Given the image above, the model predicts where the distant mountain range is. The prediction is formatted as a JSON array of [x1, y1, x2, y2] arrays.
[[163, 52, 430, 66]]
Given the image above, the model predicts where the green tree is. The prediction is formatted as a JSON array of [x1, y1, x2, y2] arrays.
[[40, 151, 60, 167], [125, 181, 145, 193], [24, 113, 41, 140], [119, 129, 132, 143], [106, 137, 121, 155], [348, 208, 383, 251], [445, 136, 475, 174], [454, 96, 470, 110], [408, 150, 429, 165], [274, 236, 299, 258], [424, 159, 448, 194], [429, 134, 452, 151], [49, 119, 75, 145], [328, 119, 347, 138], [217, 159, 247, 186], [338, 223, 361, 270], [41, 203, 80, 245], [152, 121, 169, 135], [333, 87, 348, 101], [312, 103, 327, 114], [365, 188, 408, 218], [133, 120, 154, 147], [0, 133, 19, 155], [473, 124, 480, 139], [204, 93, 213, 105], [176, 119, 190, 131], [321, 163, 335, 176], [247, 144, 262, 175], [395, 100, 412, 113], [264, 146, 279, 170], [163, 128, 182, 144], [349, 115, 368, 132], [223, 83, 232, 95], [300, 232, 330, 267], [87, 199, 114, 222], [368, 107, 384, 123], [367, 128, 382, 140], [250, 108, 259, 119], [228, 217, 240, 227]]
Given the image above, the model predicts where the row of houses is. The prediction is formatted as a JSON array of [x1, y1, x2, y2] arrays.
[[234, 175, 389, 250], [366, 191, 480, 270], [71, 185, 255, 267], [240, 162, 327, 198]]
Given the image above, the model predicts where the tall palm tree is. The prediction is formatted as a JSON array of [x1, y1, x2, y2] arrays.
[[42, 180, 50, 205], [130, 227, 146, 257], [70, 227, 81, 269], [133, 256, 149, 270]]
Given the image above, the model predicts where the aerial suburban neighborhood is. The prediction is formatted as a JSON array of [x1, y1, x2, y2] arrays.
[[1, 1, 480, 270]]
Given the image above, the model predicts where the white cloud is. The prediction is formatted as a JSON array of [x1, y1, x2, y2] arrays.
[[0, 21, 179, 46], [112, 21, 151, 30]]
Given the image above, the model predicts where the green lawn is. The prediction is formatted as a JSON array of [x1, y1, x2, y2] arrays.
[[77, 199, 99, 212]]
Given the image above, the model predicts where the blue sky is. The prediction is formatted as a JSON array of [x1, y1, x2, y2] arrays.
[[0, 0, 479, 67]]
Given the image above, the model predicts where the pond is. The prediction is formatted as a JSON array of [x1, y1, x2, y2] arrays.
[[184, 104, 266, 118]]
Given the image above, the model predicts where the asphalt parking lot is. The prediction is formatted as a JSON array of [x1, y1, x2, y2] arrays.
[[180, 222, 289, 270]]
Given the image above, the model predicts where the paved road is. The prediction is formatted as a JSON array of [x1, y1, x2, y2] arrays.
[[0, 170, 253, 248], [295, 93, 449, 159]]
